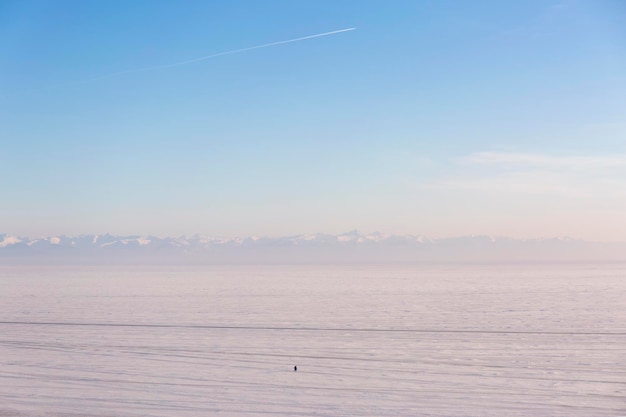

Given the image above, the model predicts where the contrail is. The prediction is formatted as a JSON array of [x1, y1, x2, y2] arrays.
[[90, 27, 356, 81]]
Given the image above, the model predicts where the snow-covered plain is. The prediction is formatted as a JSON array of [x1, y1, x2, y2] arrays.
[[0, 264, 624, 416]]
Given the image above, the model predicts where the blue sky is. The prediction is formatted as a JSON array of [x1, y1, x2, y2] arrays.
[[2, 0, 625, 240]]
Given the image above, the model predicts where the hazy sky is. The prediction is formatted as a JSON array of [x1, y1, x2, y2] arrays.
[[2, 0, 625, 240]]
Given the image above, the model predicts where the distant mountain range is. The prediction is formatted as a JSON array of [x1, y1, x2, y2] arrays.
[[1, 231, 624, 264]]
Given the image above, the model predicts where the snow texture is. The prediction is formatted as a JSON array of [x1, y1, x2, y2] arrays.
[[0, 264, 624, 416]]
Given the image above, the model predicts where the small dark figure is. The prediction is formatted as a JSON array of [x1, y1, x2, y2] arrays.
[[294, 365, 298, 372]]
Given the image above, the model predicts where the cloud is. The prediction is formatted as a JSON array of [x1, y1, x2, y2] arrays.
[[440, 170, 588, 197], [439, 151, 626, 198], [459, 151, 626, 170]]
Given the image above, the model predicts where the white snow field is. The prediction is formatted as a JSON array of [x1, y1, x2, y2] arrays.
[[0, 264, 624, 417]]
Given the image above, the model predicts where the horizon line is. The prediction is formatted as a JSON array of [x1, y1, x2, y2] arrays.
[[1, 231, 623, 244]]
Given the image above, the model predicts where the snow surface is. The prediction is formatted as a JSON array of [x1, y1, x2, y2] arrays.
[[0, 235, 20, 248], [0, 264, 624, 416]]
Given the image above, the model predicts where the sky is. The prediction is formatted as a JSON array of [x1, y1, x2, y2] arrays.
[[1, 0, 625, 241]]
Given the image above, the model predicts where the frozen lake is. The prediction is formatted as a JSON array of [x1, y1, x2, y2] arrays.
[[1, 264, 625, 416]]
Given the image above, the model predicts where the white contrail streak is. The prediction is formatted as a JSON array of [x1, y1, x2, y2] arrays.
[[91, 27, 356, 81]]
